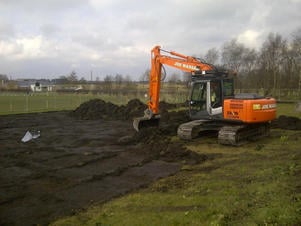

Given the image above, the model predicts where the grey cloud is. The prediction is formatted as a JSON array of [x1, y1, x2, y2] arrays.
[[264, 0, 301, 34], [0, 0, 300, 80], [0, 0, 86, 11], [40, 24, 61, 37], [0, 22, 15, 39]]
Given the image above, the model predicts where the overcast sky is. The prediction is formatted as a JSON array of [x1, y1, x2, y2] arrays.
[[0, 0, 300, 80]]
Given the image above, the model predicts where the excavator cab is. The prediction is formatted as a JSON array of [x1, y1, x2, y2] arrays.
[[189, 77, 234, 120]]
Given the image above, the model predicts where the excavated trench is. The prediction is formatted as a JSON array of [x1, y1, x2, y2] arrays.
[[0, 98, 300, 225]]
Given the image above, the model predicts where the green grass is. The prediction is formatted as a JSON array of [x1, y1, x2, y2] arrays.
[[51, 129, 301, 226], [276, 102, 301, 118], [0, 93, 87, 114], [0, 91, 188, 115], [0, 92, 143, 115]]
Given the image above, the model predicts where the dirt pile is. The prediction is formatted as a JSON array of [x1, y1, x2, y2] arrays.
[[118, 126, 206, 165], [71, 98, 147, 120], [272, 115, 301, 130], [72, 98, 301, 132], [71, 98, 197, 162], [71, 98, 189, 125]]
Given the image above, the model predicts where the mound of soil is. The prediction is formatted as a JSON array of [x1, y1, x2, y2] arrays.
[[159, 101, 178, 110], [70, 98, 198, 166], [71, 98, 147, 120], [119, 126, 206, 165], [272, 115, 301, 130], [71, 98, 189, 127]]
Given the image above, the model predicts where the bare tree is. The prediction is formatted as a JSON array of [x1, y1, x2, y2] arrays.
[[259, 33, 287, 92], [124, 75, 132, 84], [67, 70, 78, 83], [291, 28, 301, 90], [242, 48, 257, 72], [292, 28, 301, 54], [182, 72, 192, 87], [0, 74, 8, 81], [103, 75, 113, 93], [79, 76, 87, 83], [114, 73, 123, 88], [140, 69, 150, 83], [240, 48, 258, 88], [221, 39, 246, 89], [168, 72, 181, 83], [204, 48, 219, 65], [221, 39, 245, 73], [0, 74, 8, 87]]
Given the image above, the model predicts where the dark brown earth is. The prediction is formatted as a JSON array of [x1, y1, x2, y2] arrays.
[[0, 99, 202, 226], [0, 99, 300, 226], [271, 115, 301, 130]]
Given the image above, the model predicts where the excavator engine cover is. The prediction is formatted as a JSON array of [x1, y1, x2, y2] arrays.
[[133, 115, 160, 132], [223, 97, 276, 123]]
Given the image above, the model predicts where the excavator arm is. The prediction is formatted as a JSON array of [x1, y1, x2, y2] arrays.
[[133, 45, 215, 131]]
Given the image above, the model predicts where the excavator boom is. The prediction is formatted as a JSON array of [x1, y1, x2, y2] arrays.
[[133, 46, 215, 131]]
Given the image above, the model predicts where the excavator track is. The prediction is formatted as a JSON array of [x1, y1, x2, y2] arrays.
[[177, 120, 207, 140], [177, 119, 224, 140], [218, 123, 270, 146], [178, 120, 270, 146]]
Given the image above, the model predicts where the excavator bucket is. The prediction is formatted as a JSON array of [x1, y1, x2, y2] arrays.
[[133, 115, 160, 132]]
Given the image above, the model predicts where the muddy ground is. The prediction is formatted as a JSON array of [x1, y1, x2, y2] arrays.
[[0, 99, 300, 226], [0, 99, 203, 226]]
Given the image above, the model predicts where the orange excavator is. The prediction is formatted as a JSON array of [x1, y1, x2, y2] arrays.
[[133, 46, 276, 145]]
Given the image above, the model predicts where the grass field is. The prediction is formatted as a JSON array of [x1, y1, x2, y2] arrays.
[[0, 91, 188, 115], [0, 92, 141, 115], [0, 93, 86, 114], [51, 129, 301, 226]]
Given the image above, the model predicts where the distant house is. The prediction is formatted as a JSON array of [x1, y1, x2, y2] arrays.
[[30, 82, 53, 92], [17, 79, 54, 92]]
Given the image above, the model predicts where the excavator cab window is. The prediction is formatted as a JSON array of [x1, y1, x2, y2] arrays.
[[223, 79, 234, 97], [210, 81, 222, 108], [189, 78, 233, 120], [189, 81, 209, 119], [190, 82, 207, 111]]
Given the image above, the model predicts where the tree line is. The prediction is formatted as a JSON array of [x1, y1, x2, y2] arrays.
[[202, 30, 301, 93], [136, 29, 301, 94]]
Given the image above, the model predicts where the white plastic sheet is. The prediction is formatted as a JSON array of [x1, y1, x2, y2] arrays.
[[21, 130, 40, 143]]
